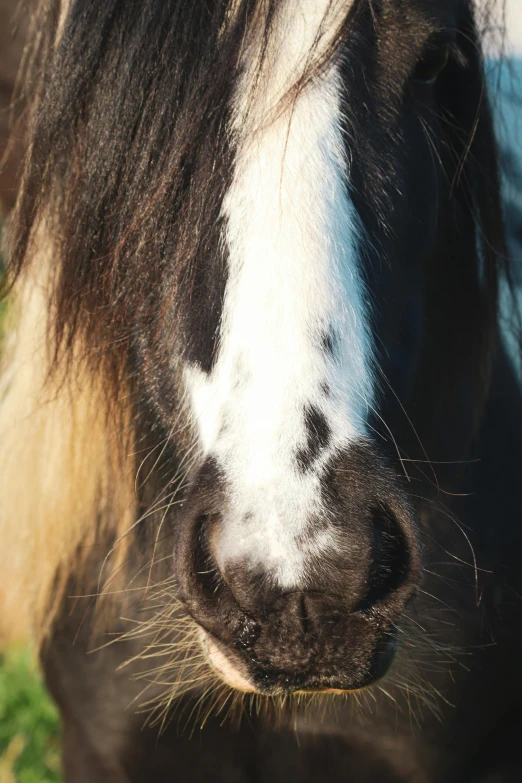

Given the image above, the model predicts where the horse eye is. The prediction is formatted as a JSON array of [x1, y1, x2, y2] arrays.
[[411, 44, 450, 85]]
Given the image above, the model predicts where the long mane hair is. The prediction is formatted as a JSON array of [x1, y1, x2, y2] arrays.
[[0, 0, 510, 644]]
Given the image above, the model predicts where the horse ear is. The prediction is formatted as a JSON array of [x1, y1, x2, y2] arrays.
[[410, 7, 507, 458]]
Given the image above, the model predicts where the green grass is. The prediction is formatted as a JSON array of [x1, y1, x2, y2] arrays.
[[0, 649, 62, 783]]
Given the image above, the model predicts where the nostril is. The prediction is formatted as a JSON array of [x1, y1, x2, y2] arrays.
[[192, 513, 223, 599], [357, 507, 411, 612]]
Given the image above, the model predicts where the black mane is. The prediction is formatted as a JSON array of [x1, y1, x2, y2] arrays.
[[4, 0, 511, 445], [6, 0, 359, 377]]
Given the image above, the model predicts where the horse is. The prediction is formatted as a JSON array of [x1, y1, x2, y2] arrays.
[[2, 0, 522, 780], [0, 0, 25, 212]]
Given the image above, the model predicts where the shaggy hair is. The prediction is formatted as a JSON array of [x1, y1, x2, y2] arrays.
[[0, 0, 510, 641]]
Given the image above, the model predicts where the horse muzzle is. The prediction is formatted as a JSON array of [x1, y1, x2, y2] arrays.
[[174, 445, 421, 695]]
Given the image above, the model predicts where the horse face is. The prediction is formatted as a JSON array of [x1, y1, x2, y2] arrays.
[[128, 0, 469, 694]]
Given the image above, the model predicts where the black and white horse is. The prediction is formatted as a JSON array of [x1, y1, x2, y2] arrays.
[[2, 0, 522, 780]]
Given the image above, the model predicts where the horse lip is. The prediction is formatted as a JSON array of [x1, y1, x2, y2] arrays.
[[199, 627, 256, 692], [295, 687, 361, 694], [198, 627, 375, 696], [197, 614, 397, 694]]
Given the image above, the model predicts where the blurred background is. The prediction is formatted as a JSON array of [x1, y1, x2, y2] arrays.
[[0, 4, 61, 773], [0, 1, 522, 781]]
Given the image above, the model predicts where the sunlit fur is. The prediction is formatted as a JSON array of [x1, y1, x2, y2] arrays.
[[0, 0, 375, 638], [0, 0, 512, 743], [0, 239, 136, 642], [0, 0, 135, 644]]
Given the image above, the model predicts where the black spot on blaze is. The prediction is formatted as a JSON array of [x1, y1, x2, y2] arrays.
[[320, 330, 337, 358], [306, 405, 332, 452], [295, 405, 331, 473], [295, 449, 311, 474], [320, 381, 331, 397]]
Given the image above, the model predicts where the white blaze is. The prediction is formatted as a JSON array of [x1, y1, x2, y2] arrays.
[[186, 0, 373, 587]]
